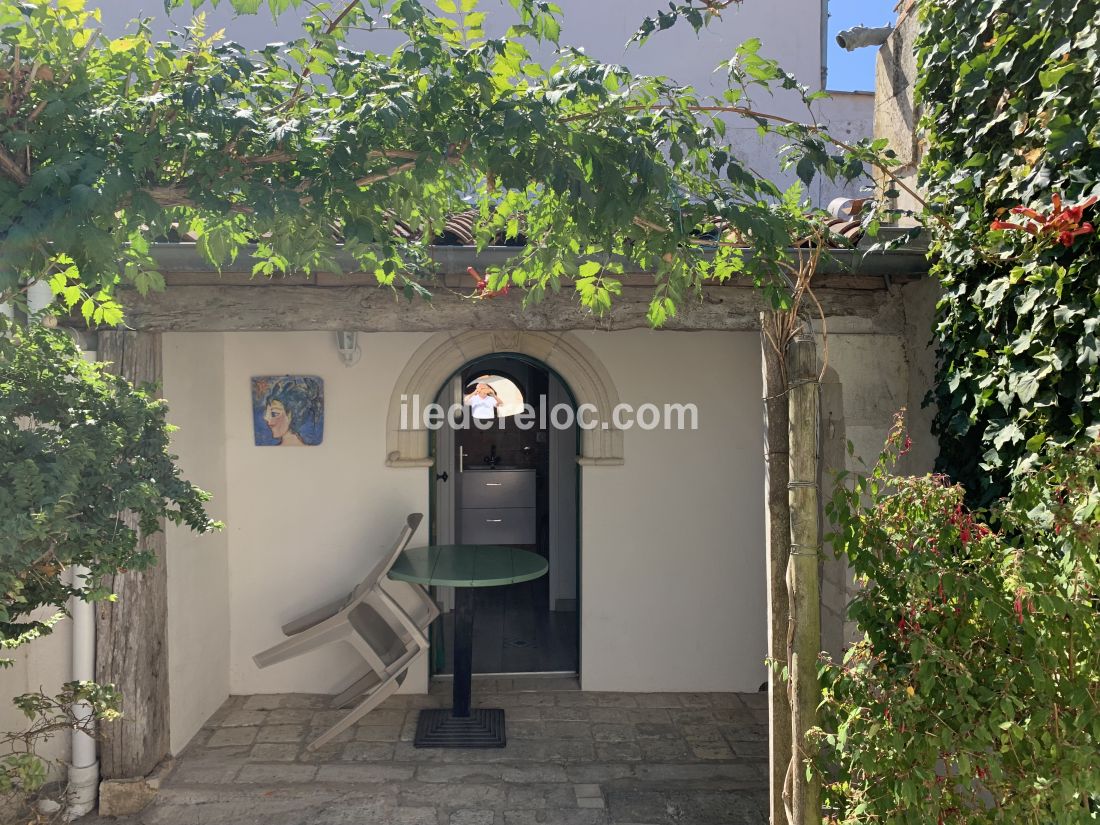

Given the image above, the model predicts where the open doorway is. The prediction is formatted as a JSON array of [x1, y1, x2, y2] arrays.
[[430, 353, 579, 676]]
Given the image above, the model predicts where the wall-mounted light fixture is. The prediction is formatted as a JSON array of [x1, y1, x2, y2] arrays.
[[335, 330, 361, 367]]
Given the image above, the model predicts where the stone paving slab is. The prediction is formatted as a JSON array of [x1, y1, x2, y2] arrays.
[[77, 683, 768, 825]]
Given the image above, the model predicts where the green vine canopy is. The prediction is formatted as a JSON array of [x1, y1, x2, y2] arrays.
[[0, 0, 891, 330]]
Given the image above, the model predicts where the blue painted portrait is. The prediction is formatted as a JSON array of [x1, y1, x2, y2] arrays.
[[252, 375, 324, 446]]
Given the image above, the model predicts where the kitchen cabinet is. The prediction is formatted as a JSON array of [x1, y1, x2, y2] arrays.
[[458, 469, 536, 544]]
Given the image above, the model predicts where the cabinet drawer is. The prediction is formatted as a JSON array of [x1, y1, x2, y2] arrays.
[[460, 471, 536, 508], [460, 507, 536, 545]]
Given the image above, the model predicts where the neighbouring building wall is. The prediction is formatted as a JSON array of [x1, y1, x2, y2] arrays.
[[162, 333, 231, 755], [97, 0, 865, 209], [98, 0, 828, 112], [576, 330, 768, 693], [816, 92, 876, 207], [874, 5, 922, 223]]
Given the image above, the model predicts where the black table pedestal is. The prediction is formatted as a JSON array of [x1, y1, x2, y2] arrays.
[[413, 707, 505, 747], [413, 586, 506, 748]]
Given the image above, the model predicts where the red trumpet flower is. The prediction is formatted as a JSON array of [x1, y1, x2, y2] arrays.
[[467, 266, 510, 299], [991, 194, 1097, 248]]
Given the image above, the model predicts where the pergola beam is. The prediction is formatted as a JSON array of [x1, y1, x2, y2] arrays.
[[103, 238, 927, 334], [115, 279, 913, 334]]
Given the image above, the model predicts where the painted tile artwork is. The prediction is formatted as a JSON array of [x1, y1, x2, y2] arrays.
[[251, 375, 324, 446]]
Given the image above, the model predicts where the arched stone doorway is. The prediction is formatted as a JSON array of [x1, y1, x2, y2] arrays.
[[429, 352, 581, 675], [384, 331, 625, 468]]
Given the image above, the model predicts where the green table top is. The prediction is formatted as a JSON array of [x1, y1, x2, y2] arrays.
[[388, 545, 548, 588]]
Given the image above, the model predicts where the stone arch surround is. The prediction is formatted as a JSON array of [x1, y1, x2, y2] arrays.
[[385, 330, 624, 467]]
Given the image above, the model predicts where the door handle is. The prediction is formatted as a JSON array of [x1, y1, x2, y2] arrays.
[[485, 518, 503, 523], [436, 471, 449, 482], [458, 446, 465, 473], [485, 482, 502, 487]]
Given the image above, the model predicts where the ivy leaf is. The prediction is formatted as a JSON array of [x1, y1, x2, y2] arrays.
[[1011, 371, 1040, 404], [992, 422, 1024, 449], [1025, 433, 1046, 452]]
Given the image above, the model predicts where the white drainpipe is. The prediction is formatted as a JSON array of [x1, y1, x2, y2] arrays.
[[25, 279, 53, 320], [66, 565, 98, 821], [68, 327, 101, 818], [22, 284, 99, 817]]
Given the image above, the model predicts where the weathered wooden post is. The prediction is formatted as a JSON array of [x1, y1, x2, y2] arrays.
[[97, 331, 171, 782], [785, 332, 821, 824], [760, 313, 793, 825]]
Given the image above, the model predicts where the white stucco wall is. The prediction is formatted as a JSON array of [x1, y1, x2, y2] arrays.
[[220, 332, 432, 695], [576, 330, 766, 692], [0, 608, 72, 780], [4, 319, 924, 759], [161, 329, 767, 700], [162, 333, 231, 754], [163, 322, 933, 730], [815, 91, 876, 206]]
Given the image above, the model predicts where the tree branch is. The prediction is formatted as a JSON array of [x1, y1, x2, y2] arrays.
[[567, 102, 939, 224], [325, 0, 362, 34], [237, 148, 420, 167], [144, 146, 449, 213], [0, 146, 29, 186], [141, 186, 253, 214], [352, 147, 466, 187], [355, 160, 418, 186], [26, 27, 100, 125], [276, 0, 362, 113]]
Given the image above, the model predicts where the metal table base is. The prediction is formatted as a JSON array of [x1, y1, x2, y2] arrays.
[[413, 587, 506, 748]]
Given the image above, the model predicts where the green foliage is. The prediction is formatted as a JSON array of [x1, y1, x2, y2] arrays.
[[0, 681, 120, 801], [0, 324, 219, 659], [917, 0, 1100, 506], [630, 1, 743, 45], [0, 0, 880, 327], [814, 418, 1100, 823]]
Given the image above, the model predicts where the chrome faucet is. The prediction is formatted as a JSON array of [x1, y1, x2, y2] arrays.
[[484, 445, 499, 467]]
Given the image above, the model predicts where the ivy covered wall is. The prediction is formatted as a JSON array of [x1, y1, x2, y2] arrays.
[[917, 0, 1099, 506]]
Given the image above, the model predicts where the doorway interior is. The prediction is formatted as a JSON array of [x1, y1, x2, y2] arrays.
[[430, 353, 579, 676]]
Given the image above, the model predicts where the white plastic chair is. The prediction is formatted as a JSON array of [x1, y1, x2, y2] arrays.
[[253, 513, 425, 667], [252, 513, 437, 748], [303, 599, 424, 749]]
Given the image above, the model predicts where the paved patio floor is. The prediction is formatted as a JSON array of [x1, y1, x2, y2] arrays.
[[85, 678, 769, 825]]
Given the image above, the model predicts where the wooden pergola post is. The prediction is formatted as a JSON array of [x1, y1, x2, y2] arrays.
[[97, 331, 171, 780], [760, 317, 793, 825], [784, 334, 822, 824]]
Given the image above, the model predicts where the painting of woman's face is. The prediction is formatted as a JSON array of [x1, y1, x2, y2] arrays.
[[252, 375, 324, 446], [474, 382, 493, 397], [264, 400, 291, 440]]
